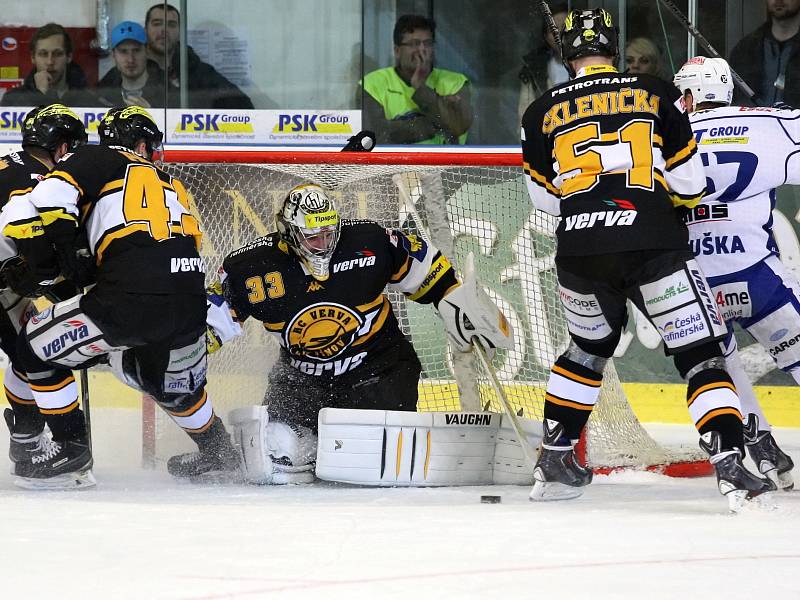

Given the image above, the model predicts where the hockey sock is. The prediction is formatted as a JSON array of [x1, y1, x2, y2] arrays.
[[544, 356, 603, 440], [726, 348, 770, 429], [4, 367, 43, 435], [159, 389, 216, 438], [687, 368, 743, 452], [27, 370, 86, 442]]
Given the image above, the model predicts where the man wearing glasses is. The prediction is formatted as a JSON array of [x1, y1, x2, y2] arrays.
[[360, 14, 472, 144]]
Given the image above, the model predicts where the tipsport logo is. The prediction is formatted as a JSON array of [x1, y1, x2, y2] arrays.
[[273, 113, 353, 134], [175, 113, 254, 133]]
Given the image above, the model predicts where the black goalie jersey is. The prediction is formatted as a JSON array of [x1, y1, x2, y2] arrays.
[[521, 65, 707, 256], [221, 221, 458, 378], [3, 144, 204, 295]]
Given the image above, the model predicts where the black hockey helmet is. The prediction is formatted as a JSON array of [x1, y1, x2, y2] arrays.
[[99, 106, 163, 159], [560, 8, 618, 76], [22, 103, 87, 155]]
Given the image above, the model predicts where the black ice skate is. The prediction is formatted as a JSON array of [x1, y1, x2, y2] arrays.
[[529, 419, 593, 501], [743, 414, 794, 491], [13, 432, 95, 490], [4, 408, 49, 475], [700, 431, 776, 512], [168, 419, 242, 483]]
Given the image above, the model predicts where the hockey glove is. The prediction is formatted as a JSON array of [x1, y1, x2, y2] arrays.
[[436, 252, 513, 356], [206, 280, 243, 354], [0, 256, 59, 298]]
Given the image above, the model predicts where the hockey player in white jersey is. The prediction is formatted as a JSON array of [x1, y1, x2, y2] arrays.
[[674, 56, 798, 490]]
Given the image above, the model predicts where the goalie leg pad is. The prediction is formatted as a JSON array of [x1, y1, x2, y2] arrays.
[[316, 408, 543, 486], [229, 406, 316, 485]]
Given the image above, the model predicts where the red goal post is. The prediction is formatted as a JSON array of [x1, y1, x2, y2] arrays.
[[144, 147, 711, 477]]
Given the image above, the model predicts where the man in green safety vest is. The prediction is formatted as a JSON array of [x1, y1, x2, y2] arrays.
[[360, 14, 473, 145]]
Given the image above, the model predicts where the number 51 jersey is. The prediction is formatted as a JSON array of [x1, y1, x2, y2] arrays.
[[522, 66, 706, 257], [220, 221, 458, 378], [6, 144, 204, 294]]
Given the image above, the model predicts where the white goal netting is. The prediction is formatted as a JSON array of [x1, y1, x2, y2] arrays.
[[148, 154, 705, 473]]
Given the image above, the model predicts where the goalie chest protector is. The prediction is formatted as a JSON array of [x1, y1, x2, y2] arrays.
[[222, 221, 416, 377]]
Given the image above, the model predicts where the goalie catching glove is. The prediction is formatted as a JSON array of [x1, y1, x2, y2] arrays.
[[436, 252, 513, 355]]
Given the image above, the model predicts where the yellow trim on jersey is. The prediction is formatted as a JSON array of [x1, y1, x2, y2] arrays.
[[263, 321, 285, 332], [8, 186, 33, 199], [46, 170, 84, 196], [664, 138, 697, 170], [522, 161, 561, 196], [356, 294, 384, 312], [98, 179, 124, 197], [95, 223, 151, 263], [39, 207, 77, 227], [407, 255, 453, 302], [352, 297, 391, 347], [390, 256, 411, 283], [3, 219, 45, 239]]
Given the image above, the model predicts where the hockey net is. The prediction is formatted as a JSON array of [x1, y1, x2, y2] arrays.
[[146, 149, 710, 477]]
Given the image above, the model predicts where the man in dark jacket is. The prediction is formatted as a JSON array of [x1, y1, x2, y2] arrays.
[[729, 0, 800, 106], [1, 23, 96, 107], [96, 21, 164, 108], [144, 3, 253, 109]]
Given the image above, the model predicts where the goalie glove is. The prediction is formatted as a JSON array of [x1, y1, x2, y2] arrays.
[[436, 252, 513, 355], [206, 280, 243, 354]]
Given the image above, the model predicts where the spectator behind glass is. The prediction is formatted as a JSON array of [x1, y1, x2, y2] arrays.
[[625, 37, 668, 79], [1, 23, 95, 107], [97, 21, 163, 108], [360, 14, 472, 144], [518, 2, 569, 119], [730, 0, 800, 106], [144, 3, 253, 109]]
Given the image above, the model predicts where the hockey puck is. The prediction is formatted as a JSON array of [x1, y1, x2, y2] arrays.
[[480, 495, 501, 504]]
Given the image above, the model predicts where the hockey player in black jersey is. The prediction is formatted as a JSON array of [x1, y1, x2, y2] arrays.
[[521, 9, 774, 509], [3, 106, 240, 488], [210, 183, 512, 484], [0, 104, 87, 482]]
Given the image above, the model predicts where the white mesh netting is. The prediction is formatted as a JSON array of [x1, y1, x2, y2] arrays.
[[148, 158, 704, 472]]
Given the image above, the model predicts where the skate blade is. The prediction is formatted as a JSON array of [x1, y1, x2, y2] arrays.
[[766, 469, 794, 492], [13, 469, 96, 491], [529, 480, 585, 502], [269, 471, 315, 485], [185, 469, 245, 485], [726, 490, 777, 513]]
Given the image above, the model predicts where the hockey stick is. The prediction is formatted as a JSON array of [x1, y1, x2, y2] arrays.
[[536, 0, 561, 52], [472, 341, 538, 468], [79, 368, 92, 454], [656, 0, 759, 104]]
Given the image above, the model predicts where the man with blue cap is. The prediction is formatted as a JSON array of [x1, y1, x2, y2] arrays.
[[97, 21, 162, 108]]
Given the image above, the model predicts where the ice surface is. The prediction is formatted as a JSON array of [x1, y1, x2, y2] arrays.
[[1, 410, 798, 599]]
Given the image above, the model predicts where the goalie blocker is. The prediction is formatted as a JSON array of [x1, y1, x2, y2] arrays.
[[229, 407, 542, 486]]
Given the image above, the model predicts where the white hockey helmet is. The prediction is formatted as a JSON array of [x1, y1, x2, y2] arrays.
[[673, 56, 734, 106], [276, 183, 340, 280]]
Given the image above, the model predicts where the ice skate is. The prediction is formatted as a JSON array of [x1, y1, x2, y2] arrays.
[[743, 414, 794, 491], [4, 408, 50, 475], [700, 431, 776, 512], [168, 419, 242, 483], [13, 432, 95, 490], [530, 419, 592, 501]]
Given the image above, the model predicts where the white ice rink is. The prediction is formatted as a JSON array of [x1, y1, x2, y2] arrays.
[[1, 409, 798, 600]]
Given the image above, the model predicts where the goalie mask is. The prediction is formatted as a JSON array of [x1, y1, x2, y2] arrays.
[[673, 57, 734, 107], [276, 184, 341, 280], [560, 8, 618, 77]]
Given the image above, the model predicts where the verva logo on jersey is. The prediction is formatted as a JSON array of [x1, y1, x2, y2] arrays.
[[563, 210, 637, 231], [332, 255, 376, 273]]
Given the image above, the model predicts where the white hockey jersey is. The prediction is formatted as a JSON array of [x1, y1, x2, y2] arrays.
[[686, 106, 800, 277]]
